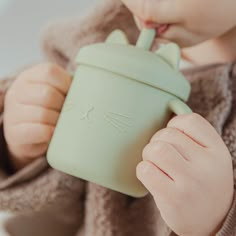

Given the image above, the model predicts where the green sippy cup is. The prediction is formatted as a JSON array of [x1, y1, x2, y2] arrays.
[[47, 28, 192, 197]]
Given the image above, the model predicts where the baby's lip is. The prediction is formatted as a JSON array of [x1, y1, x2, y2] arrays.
[[138, 18, 169, 36], [156, 24, 169, 35], [145, 23, 169, 36]]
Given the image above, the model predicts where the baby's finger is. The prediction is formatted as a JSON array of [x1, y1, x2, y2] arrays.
[[151, 127, 203, 161], [9, 123, 54, 145], [143, 141, 189, 181], [10, 104, 59, 126], [167, 113, 223, 148], [15, 143, 49, 160], [16, 83, 65, 112], [19, 63, 71, 96], [122, 0, 181, 24], [136, 161, 174, 200]]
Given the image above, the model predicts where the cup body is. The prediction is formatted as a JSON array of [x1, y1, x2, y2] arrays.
[[47, 65, 178, 197]]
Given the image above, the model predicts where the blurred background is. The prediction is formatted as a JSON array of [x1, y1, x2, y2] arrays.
[[0, 0, 98, 78]]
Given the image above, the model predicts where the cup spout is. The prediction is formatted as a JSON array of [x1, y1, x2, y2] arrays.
[[136, 28, 156, 50]]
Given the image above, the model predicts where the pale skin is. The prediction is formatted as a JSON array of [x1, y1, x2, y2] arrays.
[[4, 64, 72, 169], [3, 0, 236, 235], [123, 0, 236, 64]]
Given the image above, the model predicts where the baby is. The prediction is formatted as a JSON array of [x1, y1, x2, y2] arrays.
[[1, 0, 236, 235]]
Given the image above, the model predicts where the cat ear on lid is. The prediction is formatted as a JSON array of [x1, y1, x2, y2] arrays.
[[105, 31, 181, 70], [106, 30, 129, 45], [156, 43, 181, 70]]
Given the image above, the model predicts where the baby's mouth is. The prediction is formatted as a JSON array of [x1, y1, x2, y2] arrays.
[[140, 19, 169, 36], [156, 24, 169, 36]]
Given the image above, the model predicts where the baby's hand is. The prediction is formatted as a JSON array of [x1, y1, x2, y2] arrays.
[[137, 113, 234, 236], [4, 64, 71, 170]]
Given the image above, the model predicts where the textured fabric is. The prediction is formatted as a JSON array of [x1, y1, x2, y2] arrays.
[[0, 0, 235, 235]]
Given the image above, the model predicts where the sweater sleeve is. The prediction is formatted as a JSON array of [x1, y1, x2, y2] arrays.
[[217, 65, 236, 236], [217, 194, 236, 236]]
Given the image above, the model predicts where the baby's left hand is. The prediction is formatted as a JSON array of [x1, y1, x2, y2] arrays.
[[137, 113, 234, 236]]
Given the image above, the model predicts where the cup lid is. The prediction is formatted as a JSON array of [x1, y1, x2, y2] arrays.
[[76, 29, 191, 101]]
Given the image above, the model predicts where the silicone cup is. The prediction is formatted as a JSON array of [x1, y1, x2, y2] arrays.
[[132, 28, 192, 115], [47, 28, 192, 197]]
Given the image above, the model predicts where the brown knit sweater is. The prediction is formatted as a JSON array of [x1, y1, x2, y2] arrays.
[[0, 1, 235, 235]]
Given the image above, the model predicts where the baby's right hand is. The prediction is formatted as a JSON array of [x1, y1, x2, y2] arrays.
[[4, 63, 72, 170]]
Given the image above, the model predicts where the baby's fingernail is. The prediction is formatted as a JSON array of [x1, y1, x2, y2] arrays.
[[50, 127, 55, 138], [137, 161, 151, 175]]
